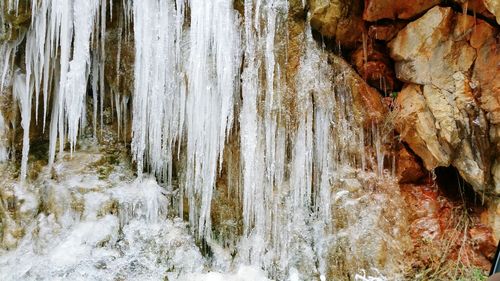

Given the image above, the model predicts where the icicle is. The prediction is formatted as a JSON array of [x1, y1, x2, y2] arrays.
[[13, 70, 30, 181], [91, 52, 99, 137], [0, 113, 7, 162], [184, 0, 241, 238], [132, 0, 179, 177], [99, 0, 107, 136], [46, 0, 101, 165], [131, 0, 240, 239]]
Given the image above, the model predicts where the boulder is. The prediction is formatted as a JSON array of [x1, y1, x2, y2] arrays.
[[389, 7, 477, 91]]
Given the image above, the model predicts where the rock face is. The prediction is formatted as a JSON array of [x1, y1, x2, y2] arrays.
[[390, 6, 497, 194], [473, 35, 500, 195], [105, 30, 134, 97], [363, 0, 440, 21]]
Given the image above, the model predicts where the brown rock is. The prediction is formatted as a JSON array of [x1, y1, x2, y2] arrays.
[[389, 6, 495, 193], [396, 146, 426, 184], [363, 0, 440, 21], [309, 0, 366, 48], [389, 7, 476, 91], [351, 42, 397, 93], [473, 37, 500, 126], [330, 55, 387, 126], [469, 225, 497, 259], [484, 0, 500, 23], [105, 29, 135, 97], [473, 34, 500, 192], [394, 84, 452, 170], [368, 23, 406, 41], [470, 20, 495, 49]]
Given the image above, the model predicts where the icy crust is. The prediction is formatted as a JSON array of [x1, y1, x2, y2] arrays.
[[0, 147, 205, 281]]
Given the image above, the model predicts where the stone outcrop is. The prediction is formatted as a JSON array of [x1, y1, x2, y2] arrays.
[[388, 7, 476, 90], [390, 6, 497, 194], [363, 0, 440, 21], [394, 84, 452, 169]]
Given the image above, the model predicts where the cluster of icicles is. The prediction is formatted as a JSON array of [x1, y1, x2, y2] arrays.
[[0, 0, 390, 279]]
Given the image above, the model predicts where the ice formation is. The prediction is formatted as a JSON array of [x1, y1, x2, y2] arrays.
[[131, 0, 241, 238], [0, 0, 405, 280]]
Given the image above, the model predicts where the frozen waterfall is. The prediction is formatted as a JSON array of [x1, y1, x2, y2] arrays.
[[0, 0, 407, 280]]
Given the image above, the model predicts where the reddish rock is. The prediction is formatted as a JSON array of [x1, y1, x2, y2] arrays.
[[351, 42, 397, 94], [396, 146, 426, 184], [330, 55, 387, 126], [473, 37, 500, 126], [368, 23, 406, 41], [401, 182, 496, 270], [401, 184, 440, 219], [470, 20, 496, 49], [363, 0, 440, 21], [469, 225, 497, 259]]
